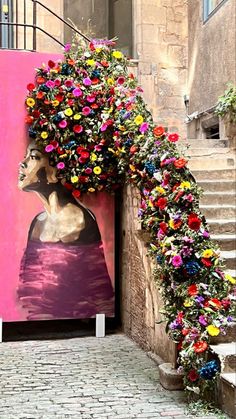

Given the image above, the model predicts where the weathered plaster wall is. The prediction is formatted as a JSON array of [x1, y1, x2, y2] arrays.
[[188, 0, 236, 114]]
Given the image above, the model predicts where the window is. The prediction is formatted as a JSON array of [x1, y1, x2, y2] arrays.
[[0, 0, 14, 48], [64, 0, 133, 57], [203, 0, 226, 21]]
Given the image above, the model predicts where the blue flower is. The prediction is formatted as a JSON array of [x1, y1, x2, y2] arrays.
[[144, 161, 156, 175], [185, 260, 200, 275], [199, 360, 220, 380]]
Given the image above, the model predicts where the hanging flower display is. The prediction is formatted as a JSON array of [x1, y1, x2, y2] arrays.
[[25, 39, 235, 396]]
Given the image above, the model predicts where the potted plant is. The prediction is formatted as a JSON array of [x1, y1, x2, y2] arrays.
[[215, 84, 236, 140]]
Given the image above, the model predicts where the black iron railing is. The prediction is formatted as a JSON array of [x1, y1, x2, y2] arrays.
[[0, 0, 90, 51]]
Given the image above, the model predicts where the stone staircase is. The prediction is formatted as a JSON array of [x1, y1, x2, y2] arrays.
[[185, 138, 236, 418]]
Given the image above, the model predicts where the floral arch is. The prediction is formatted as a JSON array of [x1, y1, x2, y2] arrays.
[[25, 39, 235, 396]]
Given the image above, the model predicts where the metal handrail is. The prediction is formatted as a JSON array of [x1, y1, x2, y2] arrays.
[[0, 0, 91, 51]]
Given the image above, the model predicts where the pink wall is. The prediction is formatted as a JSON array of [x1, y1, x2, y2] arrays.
[[0, 50, 114, 322]]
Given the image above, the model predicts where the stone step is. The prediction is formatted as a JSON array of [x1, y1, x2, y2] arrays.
[[192, 168, 236, 180], [198, 180, 235, 192], [218, 373, 236, 418], [180, 139, 229, 148], [201, 192, 236, 206], [186, 147, 232, 157], [221, 250, 236, 270], [210, 321, 236, 344], [189, 157, 235, 171], [207, 219, 235, 234], [210, 342, 236, 373], [211, 234, 236, 251], [200, 204, 236, 219]]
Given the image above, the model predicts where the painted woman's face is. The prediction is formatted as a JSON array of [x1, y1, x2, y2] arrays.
[[18, 142, 57, 191]]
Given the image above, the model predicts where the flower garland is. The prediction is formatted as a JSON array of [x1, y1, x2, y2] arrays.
[[25, 40, 235, 396]]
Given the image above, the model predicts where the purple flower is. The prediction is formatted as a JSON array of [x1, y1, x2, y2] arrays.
[[198, 315, 208, 326], [139, 122, 149, 133], [183, 236, 194, 244], [64, 43, 71, 52], [172, 255, 183, 268], [169, 320, 182, 330], [203, 230, 210, 238], [195, 296, 205, 307], [181, 246, 193, 257]]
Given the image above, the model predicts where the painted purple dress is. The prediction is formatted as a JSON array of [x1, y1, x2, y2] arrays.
[[18, 204, 114, 320]]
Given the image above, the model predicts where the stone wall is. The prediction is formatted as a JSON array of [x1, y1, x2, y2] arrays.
[[188, 0, 236, 114], [133, 0, 188, 138], [120, 185, 176, 363]]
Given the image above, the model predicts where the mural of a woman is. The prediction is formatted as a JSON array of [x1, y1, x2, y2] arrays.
[[17, 142, 114, 320]]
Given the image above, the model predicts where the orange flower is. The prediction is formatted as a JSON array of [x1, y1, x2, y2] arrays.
[[36, 76, 46, 84], [193, 341, 208, 353], [174, 158, 188, 169], [36, 91, 45, 99], [209, 298, 222, 309], [153, 126, 165, 137]]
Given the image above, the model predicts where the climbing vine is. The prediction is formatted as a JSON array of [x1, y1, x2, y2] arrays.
[[25, 39, 235, 396]]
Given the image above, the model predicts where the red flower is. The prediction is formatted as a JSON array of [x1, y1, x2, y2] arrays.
[[101, 60, 109, 67], [92, 78, 99, 84], [36, 91, 45, 99], [72, 190, 81, 199], [221, 298, 231, 310], [168, 133, 179, 143], [201, 258, 212, 267], [27, 83, 35, 91], [153, 126, 165, 137], [177, 311, 184, 323], [182, 328, 190, 336], [55, 93, 64, 102], [79, 176, 88, 183], [25, 115, 34, 124], [48, 60, 55, 68], [81, 151, 90, 159], [32, 110, 40, 118], [73, 125, 83, 134], [174, 158, 187, 169], [188, 284, 198, 296], [36, 76, 46, 84], [188, 369, 199, 382], [130, 145, 138, 154], [193, 341, 208, 353], [159, 222, 168, 234], [89, 42, 95, 51], [188, 213, 201, 231], [156, 197, 167, 210], [64, 182, 73, 190], [209, 298, 222, 309]]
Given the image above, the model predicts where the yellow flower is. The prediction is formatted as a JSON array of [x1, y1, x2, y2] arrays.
[[202, 249, 214, 258], [74, 113, 81, 120], [206, 325, 220, 336], [180, 181, 191, 189], [71, 175, 79, 183], [224, 273, 236, 284], [86, 59, 96, 66], [107, 78, 114, 85], [112, 50, 123, 59], [108, 148, 115, 154], [26, 98, 35, 107], [134, 115, 144, 125], [90, 153, 97, 161], [129, 164, 136, 172], [64, 108, 73, 116], [93, 166, 102, 175], [88, 187, 95, 192], [52, 100, 60, 107], [155, 186, 166, 195], [183, 299, 194, 307], [41, 131, 48, 139]]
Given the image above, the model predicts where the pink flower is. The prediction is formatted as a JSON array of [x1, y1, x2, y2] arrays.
[[59, 120, 67, 128], [101, 123, 108, 132], [45, 144, 54, 153], [85, 167, 92, 174], [185, 194, 193, 202], [172, 255, 183, 268], [139, 122, 149, 133], [64, 79, 73, 88], [83, 77, 92, 86], [57, 162, 65, 169], [94, 145, 102, 151], [54, 78, 61, 87], [82, 106, 91, 116], [45, 80, 55, 89], [117, 76, 125, 85], [86, 94, 96, 103], [72, 88, 82, 97]]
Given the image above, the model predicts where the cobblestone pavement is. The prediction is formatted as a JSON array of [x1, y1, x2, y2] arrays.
[[0, 333, 224, 419]]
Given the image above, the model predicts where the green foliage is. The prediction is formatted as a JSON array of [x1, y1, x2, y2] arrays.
[[215, 84, 236, 123]]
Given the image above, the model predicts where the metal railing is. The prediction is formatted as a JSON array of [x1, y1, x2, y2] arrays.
[[0, 0, 90, 51]]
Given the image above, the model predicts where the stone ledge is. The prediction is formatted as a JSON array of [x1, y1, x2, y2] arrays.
[[158, 362, 184, 390]]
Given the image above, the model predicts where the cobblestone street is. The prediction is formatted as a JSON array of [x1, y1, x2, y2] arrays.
[[0, 333, 224, 419]]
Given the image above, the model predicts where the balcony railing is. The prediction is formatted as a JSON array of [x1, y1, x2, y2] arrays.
[[0, 0, 90, 51]]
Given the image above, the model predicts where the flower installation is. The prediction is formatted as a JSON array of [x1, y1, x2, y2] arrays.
[[25, 39, 235, 396]]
